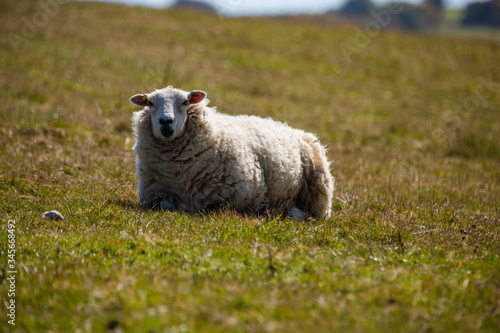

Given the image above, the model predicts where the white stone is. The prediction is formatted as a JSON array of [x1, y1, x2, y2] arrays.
[[42, 210, 64, 221]]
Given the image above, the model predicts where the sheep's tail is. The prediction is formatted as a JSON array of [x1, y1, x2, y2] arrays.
[[298, 133, 334, 218]]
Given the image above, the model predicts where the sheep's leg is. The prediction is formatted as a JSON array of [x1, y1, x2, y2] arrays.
[[137, 173, 168, 209], [137, 176, 152, 208], [138, 183, 160, 208], [136, 164, 165, 209], [137, 170, 179, 211], [140, 182, 177, 210]]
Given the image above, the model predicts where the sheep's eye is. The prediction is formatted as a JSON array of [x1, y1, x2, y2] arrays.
[[181, 100, 188, 106], [148, 101, 154, 107]]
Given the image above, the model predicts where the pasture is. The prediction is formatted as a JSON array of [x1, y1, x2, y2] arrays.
[[0, 0, 499, 331]]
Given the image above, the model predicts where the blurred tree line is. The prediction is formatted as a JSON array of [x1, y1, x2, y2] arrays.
[[462, 0, 500, 27], [171, 0, 500, 30], [338, 0, 500, 30]]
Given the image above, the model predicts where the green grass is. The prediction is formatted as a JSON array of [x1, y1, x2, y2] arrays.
[[1, 0, 499, 331]]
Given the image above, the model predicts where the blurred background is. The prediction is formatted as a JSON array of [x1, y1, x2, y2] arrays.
[[88, 0, 500, 33]]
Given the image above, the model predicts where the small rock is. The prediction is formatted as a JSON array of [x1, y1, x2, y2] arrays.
[[43, 210, 64, 221]]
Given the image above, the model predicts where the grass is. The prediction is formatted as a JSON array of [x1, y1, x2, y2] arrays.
[[1, 0, 499, 331]]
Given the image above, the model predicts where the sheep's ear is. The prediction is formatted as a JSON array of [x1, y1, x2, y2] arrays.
[[188, 90, 207, 104], [129, 94, 152, 107]]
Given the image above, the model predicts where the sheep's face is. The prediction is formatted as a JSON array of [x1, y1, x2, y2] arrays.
[[130, 88, 207, 142]]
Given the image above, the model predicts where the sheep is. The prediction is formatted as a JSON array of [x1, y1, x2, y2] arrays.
[[129, 86, 334, 219]]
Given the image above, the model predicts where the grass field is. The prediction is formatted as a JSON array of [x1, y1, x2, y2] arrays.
[[1, 0, 499, 331]]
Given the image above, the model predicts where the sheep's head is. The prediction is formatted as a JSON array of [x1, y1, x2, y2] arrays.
[[130, 87, 207, 141]]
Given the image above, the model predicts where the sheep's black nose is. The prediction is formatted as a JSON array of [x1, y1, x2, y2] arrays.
[[159, 118, 173, 126]]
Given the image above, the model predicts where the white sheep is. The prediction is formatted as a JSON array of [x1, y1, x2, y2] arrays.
[[130, 86, 334, 219]]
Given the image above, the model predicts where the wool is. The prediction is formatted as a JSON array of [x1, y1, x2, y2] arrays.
[[131, 87, 334, 218]]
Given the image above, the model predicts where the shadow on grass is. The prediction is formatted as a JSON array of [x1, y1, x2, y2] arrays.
[[106, 198, 140, 211], [105, 195, 317, 224], [105, 198, 288, 222]]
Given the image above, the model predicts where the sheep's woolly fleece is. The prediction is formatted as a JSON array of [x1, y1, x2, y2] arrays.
[[131, 86, 334, 218]]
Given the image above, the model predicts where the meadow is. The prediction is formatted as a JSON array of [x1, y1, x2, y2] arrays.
[[0, 0, 499, 331]]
